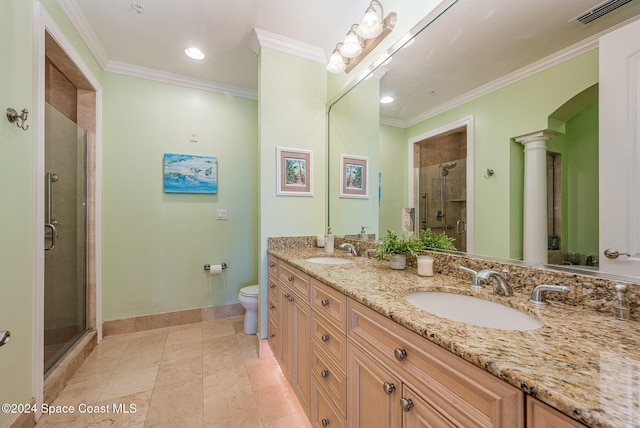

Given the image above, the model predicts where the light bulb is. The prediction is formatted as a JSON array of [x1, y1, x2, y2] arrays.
[[339, 30, 362, 58], [358, 6, 383, 39], [326, 49, 346, 73]]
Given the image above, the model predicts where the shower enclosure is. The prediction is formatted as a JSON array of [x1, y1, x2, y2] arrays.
[[44, 102, 88, 373], [417, 158, 467, 252]]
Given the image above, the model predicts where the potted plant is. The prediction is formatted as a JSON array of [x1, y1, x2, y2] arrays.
[[419, 228, 456, 251], [374, 230, 423, 270]]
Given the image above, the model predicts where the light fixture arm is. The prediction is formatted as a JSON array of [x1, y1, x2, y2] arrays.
[[6, 107, 29, 131]]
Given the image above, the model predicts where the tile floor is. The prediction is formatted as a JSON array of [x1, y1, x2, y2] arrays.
[[36, 317, 311, 428]]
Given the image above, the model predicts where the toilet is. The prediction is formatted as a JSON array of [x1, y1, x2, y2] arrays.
[[238, 285, 259, 335]]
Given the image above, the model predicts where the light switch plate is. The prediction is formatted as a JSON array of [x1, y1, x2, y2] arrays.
[[216, 209, 228, 220], [189, 130, 198, 142]]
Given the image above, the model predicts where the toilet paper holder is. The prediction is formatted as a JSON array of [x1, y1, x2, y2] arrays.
[[203, 263, 228, 271]]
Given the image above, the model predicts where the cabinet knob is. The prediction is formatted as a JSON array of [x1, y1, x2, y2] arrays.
[[288, 276, 295, 282], [321, 299, 330, 306], [394, 348, 408, 361], [321, 334, 330, 342], [269, 304, 275, 310], [321, 369, 330, 378], [288, 296, 294, 302], [284, 293, 290, 299], [321, 419, 330, 427], [400, 398, 414, 412], [382, 382, 396, 395], [269, 333, 275, 338], [269, 262, 275, 268], [269, 283, 275, 289]]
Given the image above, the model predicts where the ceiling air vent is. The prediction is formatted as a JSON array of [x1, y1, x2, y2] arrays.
[[571, 0, 634, 24]]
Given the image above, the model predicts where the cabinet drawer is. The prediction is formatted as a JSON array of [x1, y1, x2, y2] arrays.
[[267, 276, 279, 300], [348, 299, 524, 428], [311, 279, 347, 332], [311, 313, 346, 371], [280, 262, 311, 302], [267, 256, 278, 277], [267, 316, 278, 357], [312, 343, 347, 415], [311, 379, 346, 428]]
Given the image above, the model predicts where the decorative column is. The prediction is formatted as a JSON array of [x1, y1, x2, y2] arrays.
[[515, 130, 559, 264]]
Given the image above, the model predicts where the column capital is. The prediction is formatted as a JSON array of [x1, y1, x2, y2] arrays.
[[515, 129, 561, 147]]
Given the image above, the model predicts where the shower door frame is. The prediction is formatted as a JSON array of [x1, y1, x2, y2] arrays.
[[34, 3, 103, 420], [407, 116, 475, 254]]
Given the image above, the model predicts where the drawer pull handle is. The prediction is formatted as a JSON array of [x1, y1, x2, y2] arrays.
[[269, 304, 275, 310], [382, 382, 396, 395], [288, 296, 294, 302], [321, 299, 330, 306], [321, 369, 330, 378], [321, 419, 330, 427], [269, 283, 275, 289], [394, 348, 408, 361], [321, 334, 330, 342], [288, 276, 295, 282], [400, 398, 414, 412]]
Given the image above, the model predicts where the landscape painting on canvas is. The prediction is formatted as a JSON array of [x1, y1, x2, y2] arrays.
[[163, 153, 218, 194]]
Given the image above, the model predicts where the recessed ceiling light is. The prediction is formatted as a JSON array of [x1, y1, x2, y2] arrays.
[[380, 96, 394, 104], [131, 2, 144, 14], [185, 47, 205, 60]]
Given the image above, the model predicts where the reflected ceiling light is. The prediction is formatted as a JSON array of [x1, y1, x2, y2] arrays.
[[358, 1, 384, 39], [326, 44, 347, 73], [339, 25, 363, 58], [380, 96, 394, 104], [185, 47, 205, 60], [326, 2, 396, 74]]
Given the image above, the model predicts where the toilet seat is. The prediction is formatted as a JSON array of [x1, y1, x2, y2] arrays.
[[240, 285, 259, 297]]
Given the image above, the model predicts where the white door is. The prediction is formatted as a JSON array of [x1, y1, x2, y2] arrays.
[[599, 18, 640, 277]]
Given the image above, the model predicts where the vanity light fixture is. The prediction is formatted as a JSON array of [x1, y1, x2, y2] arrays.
[[326, 1, 396, 74], [185, 47, 205, 60]]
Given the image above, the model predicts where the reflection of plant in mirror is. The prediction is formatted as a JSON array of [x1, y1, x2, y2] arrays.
[[419, 228, 456, 251], [374, 230, 423, 259]]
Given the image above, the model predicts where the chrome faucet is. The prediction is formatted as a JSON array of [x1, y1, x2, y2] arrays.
[[529, 284, 570, 305], [363, 248, 376, 258], [477, 269, 513, 297], [459, 266, 484, 289], [339, 243, 358, 257]]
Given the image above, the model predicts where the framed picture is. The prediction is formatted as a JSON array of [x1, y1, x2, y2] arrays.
[[340, 154, 368, 198], [163, 153, 218, 194], [276, 147, 313, 196]]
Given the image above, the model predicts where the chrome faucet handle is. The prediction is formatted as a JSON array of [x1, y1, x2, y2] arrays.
[[529, 284, 571, 305], [458, 266, 484, 289], [363, 248, 376, 258], [339, 242, 358, 257]]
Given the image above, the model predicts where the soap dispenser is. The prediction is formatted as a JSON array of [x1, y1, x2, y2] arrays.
[[359, 226, 368, 240], [324, 227, 334, 254], [612, 284, 630, 321]]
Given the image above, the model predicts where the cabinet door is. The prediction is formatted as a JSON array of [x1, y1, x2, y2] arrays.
[[402, 385, 456, 428], [292, 291, 311, 413], [280, 286, 294, 380], [526, 396, 585, 428], [347, 342, 401, 428]]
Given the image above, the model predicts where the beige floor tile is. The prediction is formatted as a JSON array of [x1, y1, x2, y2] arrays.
[[116, 347, 164, 374], [202, 364, 252, 403], [145, 379, 203, 426], [155, 357, 203, 387], [67, 356, 120, 385], [201, 319, 235, 339], [165, 323, 203, 347], [36, 407, 93, 428], [52, 377, 108, 407], [254, 382, 306, 426], [85, 389, 151, 427], [203, 395, 262, 428], [123, 330, 168, 354], [98, 366, 158, 402], [161, 340, 202, 366], [246, 357, 288, 391]]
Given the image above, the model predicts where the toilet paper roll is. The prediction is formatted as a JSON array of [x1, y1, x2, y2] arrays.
[[208, 264, 223, 274]]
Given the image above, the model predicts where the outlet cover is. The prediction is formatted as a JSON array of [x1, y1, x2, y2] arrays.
[[216, 209, 228, 220]]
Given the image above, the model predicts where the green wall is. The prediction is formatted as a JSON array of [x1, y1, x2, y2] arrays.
[[0, 2, 35, 424], [329, 77, 380, 236], [258, 47, 327, 337], [404, 50, 599, 259], [102, 73, 259, 320], [379, 124, 408, 234]]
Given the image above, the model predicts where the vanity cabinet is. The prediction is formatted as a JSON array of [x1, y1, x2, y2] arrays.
[[278, 261, 312, 414], [347, 299, 524, 428], [267, 256, 279, 356], [309, 279, 348, 428], [526, 396, 586, 428]]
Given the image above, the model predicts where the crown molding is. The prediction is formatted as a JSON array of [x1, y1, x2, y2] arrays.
[[57, 0, 109, 68], [251, 28, 327, 63], [104, 61, 258, 100]]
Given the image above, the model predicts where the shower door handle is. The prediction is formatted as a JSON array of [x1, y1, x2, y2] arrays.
[[456, 220, 466, 234], [44, 223, 57, 251]]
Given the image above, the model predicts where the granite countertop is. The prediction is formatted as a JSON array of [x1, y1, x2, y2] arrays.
[[268, 248, 640, 428]]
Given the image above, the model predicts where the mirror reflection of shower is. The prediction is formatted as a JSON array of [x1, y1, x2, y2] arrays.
[[414, 127, 467, 252]]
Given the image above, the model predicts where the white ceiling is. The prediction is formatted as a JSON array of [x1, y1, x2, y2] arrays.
[[60, 0, 640, 123]]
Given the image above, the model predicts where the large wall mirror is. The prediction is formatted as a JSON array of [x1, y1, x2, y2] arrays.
[[327, 0, 640, 281]]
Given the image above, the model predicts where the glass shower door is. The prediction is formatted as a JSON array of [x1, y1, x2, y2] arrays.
[[44, 102, 88, 373]]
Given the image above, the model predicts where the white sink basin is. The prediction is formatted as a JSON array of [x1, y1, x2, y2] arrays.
[[404, 291, 543, 331], [305, 257, 353, 265]]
